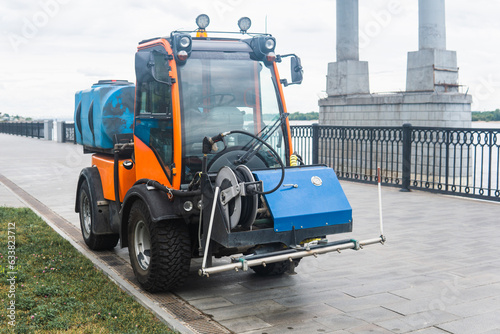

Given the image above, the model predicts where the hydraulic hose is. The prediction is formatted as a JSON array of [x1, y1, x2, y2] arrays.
[[206, 130, 286, 195], [134, 179, 201, 197]]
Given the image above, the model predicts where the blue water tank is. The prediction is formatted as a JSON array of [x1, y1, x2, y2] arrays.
[[74, 80, 135, 150]]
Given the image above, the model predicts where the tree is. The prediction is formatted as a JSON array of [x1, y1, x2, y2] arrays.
[[472, 109, 500, 122], [288, 112, 319, 121]]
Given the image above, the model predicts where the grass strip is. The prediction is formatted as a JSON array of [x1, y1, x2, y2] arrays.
[[0, 207, 176, 333]]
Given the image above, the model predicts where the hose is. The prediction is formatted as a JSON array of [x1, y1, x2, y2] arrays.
[[206, 130, 286, 195], [133, 179, 201, 197]]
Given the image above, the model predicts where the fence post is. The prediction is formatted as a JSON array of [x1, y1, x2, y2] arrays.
[[487, 131, 493, 198], [401, 123, 412, 192], [44, 120, 53, 140], [312, 123, 319, 165], [57, 121, 65, 143]]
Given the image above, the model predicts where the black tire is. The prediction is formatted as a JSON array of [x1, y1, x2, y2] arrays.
[[252, 259, 301, 276], [128, 200, 191, 292], [78, 180, 119, 250]]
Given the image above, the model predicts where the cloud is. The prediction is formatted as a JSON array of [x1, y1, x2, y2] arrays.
[[3, 0, 500, 118], [77, 67, 114, 77]]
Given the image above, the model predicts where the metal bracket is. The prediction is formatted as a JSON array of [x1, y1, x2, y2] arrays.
[[220, 183, 241, 205], [239, 258, 249, 271], [351, 239, 361, 250]]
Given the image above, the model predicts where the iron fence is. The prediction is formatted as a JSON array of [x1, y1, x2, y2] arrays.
[[290, 123, 500, 202], [62, 122, 76, 143], [0, 122, 44, 138], [1, 120, 498, 200]]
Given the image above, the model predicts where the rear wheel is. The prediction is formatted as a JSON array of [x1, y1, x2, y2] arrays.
[[78, 180, 119, 250], [128, 201, 191, 292]]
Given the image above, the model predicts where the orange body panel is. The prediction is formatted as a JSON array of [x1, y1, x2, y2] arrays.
[[135, 39, 182, 190], [133, 136, 171, 187], [273, 62, 294, 155], [92, 154, 136, 202]]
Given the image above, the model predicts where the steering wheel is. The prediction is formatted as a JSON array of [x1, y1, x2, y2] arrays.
[[201, 93, 235, 109], [207, 146, 269, 172]]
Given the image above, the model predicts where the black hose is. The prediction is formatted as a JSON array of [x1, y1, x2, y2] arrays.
[[134, 179, 201, 197], [226, 130, 285, 195]]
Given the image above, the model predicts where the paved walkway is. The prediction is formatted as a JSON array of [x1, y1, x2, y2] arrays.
[[1, 133, 500, 334]]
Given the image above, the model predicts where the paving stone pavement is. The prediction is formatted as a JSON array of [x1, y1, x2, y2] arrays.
[[1, 133, 500, 333]]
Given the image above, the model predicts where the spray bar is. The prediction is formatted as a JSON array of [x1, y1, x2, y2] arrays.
[[199, 235, 385, 277]]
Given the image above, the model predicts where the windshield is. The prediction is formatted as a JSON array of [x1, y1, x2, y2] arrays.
[[178, 51, 287, 182]]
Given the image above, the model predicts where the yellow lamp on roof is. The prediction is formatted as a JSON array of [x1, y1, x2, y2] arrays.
[[196, 14, 210, 37]]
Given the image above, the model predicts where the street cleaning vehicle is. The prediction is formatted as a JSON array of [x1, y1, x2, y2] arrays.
[[74, 15, 385, 292]]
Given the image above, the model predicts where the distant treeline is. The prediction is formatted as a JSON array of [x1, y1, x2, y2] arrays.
[[472, 110, 500, 122], [288, 112, 319, 120]]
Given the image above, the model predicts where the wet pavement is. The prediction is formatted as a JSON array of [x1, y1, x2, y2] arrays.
[[1, 133, 500, 333]]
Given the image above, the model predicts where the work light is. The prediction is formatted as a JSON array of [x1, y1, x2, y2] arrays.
[[196, 14, 210, 29], [238, 17, 251, 33]]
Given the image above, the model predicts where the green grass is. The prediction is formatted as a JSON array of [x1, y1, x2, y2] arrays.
[[0, 207, 176, 333]]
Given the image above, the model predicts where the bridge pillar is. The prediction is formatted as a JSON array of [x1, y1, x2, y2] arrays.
[[326, 0, 370, 96]]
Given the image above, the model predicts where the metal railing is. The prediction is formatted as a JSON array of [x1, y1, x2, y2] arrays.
[[290, 123, 500, 202], [62, 122, 76, 144], [0, 122, 44, 138]]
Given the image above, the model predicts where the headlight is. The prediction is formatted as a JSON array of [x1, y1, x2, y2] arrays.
[[265, 38, 275, 50], [183, 201, 194, 212], [179, 36, 191, 48], [171, 33, 192, 62]]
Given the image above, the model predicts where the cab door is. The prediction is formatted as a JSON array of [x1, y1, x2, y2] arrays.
[[133, 42, 182, 189]]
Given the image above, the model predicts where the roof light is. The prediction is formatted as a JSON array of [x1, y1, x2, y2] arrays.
[[196, 14, 210, 29], [238, 17, 251, 33]]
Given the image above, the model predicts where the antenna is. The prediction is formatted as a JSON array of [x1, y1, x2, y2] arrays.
[[265, 15, 268, 34]]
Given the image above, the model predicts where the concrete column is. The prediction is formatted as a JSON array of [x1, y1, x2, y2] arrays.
[[56, 121, 64, 143], [326, 0, 369, 96], [44, 120, 53, 141], [407, 0, 459, 92], [337, 0, 359, 61], [419, 0, 446, 50]]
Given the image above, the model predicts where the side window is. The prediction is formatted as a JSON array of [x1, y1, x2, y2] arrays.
[[150, 120, 174, 174], [135, 78, 174, 179], [136, 81, 172, 115]]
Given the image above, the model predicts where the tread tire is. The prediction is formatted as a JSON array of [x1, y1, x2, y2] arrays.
[[78, 180, 119, 250], [128, 200, 191, 292]]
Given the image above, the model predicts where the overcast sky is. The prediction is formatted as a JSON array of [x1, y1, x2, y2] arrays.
[[1, 0, 500, 119]]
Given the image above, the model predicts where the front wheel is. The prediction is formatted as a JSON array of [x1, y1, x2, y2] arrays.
[[128, 201, 191, 292], [78, 180, 119, 250]]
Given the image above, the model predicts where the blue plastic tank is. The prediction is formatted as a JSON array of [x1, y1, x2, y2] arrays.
[[74, 80, 135, 150]]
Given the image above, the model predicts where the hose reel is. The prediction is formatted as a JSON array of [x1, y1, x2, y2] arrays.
[[214, 165, 258, 230]]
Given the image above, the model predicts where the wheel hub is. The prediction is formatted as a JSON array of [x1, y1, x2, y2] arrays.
[[82, 194, 91, 238], [134, 220, 151, 271]]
